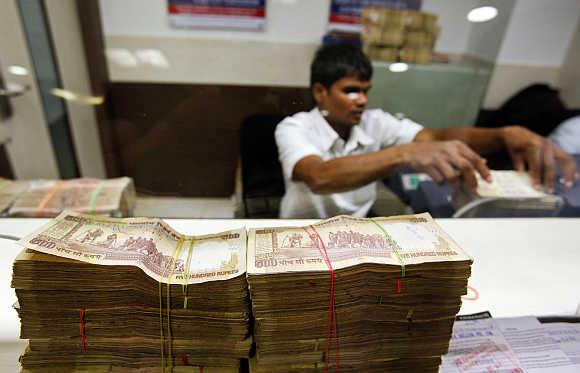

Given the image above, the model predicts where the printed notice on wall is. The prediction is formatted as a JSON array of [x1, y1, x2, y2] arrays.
[[168, 0, 266, 30], [328, 0, 421, 33]]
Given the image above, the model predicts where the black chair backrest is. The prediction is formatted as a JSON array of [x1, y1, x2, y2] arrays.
[[240, 114, 286, 199], [479, 84, 576, 137]]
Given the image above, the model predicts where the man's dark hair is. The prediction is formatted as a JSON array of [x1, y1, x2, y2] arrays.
[[310, 44, 373, 89]]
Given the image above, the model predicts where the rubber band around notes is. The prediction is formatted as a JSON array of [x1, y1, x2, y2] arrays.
[[87, 181, 105, 214], [182, 239, 195, 309], [369, 218, 406, 278], [462, 286, 479, 301], [79, 308, 87, 352], [159, 237, 185, 372], [302, 225, 340, 373], [166, 240, 185, 369], [34, 180, 64, 216]]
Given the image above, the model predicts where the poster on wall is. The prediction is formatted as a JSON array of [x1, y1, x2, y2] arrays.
[[328, 0, 421, 33], [168, 0, 266, 30]]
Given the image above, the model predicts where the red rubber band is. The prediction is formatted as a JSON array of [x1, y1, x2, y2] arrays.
[[79, 308, 86, 352], [303, 226, 340, 373]]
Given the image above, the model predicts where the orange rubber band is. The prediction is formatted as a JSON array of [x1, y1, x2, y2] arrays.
[[462, 286, 479, 301], [34, 180, 64, 216]]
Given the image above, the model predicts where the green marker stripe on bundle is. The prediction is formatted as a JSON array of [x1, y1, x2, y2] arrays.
[[87, 181, 105, 214], [369, 218, 406, 277]]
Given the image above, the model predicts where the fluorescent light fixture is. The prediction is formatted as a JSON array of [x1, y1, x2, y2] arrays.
[[7, 65, 28, 76], [105, 48, 138, 67], [135, 49, 170, 69], [467, 6, 498, 23], [389, 62, 409, 72]]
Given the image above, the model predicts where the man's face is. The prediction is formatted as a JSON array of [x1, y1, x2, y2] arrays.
[[314, 76, 372, 127]]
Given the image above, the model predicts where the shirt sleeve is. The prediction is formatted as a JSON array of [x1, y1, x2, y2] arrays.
[[374, 110, 424, 148], [275, 117, 323, 180], [549, 116, 580, 154]]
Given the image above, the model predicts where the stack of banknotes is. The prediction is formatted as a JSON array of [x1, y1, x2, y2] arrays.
[[0, 177, 136, 217], [12, 212, 250, 372], [247, 214, 472, 372], [12, 211, 472, 372]]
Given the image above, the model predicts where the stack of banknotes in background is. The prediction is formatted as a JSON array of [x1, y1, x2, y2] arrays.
[[0, 177, 136, 217], [12, 212, 250, 372], [247, 214, 472, 372], [11, 211, 472, 372]]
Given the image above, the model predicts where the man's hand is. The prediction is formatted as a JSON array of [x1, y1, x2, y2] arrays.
[[402, 140, 491, 189], [501, 126, 577, 192]]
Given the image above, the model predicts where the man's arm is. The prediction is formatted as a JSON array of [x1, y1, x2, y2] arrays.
[[292, 147, 406, 194], [293, 141, 490, 194], [414, 127, 504, 154], [416, 126, 577, 191]]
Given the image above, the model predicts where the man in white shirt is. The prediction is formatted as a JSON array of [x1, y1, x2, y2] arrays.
[[550, 115, 580, 154], [275, 44, 576, 218]]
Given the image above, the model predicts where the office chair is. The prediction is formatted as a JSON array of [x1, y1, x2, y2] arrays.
[[240, 114, 286, 218]]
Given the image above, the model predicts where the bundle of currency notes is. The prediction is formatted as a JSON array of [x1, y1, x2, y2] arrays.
[[361, 7, 440, 64], [0, 177, 136, 217], [12, 212, 251, 372], [453, 170, 562, 217], [247, 214, 472, 372], [0, 178, 30, 214]]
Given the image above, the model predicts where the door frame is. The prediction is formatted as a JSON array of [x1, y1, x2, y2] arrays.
[[0, 0, 106, 179], [0, 0, 60, 179]]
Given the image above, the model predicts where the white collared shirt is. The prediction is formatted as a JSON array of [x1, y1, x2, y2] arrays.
[[275, 108, 423, 218], [549, 115, 580, 154]]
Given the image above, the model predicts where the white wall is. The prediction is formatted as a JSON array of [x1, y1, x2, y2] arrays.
[[100, 0, 329, 43], [497, 0, 580, 66], [99, 0, 328, 85], [422, 0, 477, 55], [483, 0, 580, 108], [559, 19, 580, 108]]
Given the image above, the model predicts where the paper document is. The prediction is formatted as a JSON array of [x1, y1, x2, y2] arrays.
[[441, 316, 580, 372]]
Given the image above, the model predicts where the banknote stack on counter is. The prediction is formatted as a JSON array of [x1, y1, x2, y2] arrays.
[[12, 212, 250, 372], [0, 177, 136, 217], [247, 214, 472, 372], [11, 211, 473, 372]]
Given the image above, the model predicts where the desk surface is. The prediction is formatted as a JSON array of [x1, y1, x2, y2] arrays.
[[0, 218, 579, 369]]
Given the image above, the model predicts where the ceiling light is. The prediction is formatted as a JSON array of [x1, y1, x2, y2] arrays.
[[467, 6, 498, 23]]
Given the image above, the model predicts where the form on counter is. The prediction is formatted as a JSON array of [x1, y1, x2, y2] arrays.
[[441, 316, 580, 372]]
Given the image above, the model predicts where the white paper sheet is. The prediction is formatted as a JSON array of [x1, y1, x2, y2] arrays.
[[441, 317, 580, 373]]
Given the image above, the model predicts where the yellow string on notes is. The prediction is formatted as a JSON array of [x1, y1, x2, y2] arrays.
[[159, 237, 185, 373]]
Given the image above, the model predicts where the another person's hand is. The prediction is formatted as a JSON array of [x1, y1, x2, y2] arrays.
[[501, 126, 577, 192], [402, 141, 491, 189]]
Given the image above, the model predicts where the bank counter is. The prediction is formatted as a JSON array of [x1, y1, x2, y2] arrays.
[[0, 218, 579, 372]]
